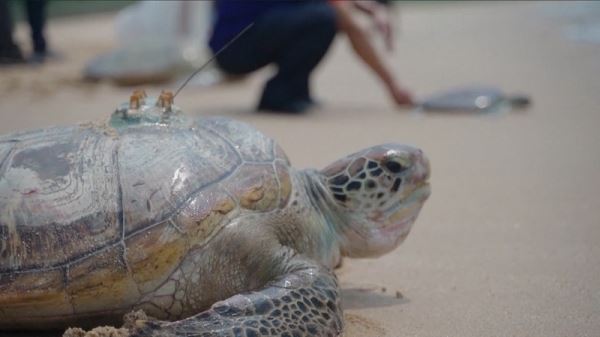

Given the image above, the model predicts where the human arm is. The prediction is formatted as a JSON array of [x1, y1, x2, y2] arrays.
[[351, 1, 393, 51], [332, 1, 414, 106]]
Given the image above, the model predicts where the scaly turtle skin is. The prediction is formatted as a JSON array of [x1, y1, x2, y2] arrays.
[[0, 92, 430, 336]]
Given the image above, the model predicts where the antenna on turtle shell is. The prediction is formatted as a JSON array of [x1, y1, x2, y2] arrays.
[[173, 22, 255, 98]]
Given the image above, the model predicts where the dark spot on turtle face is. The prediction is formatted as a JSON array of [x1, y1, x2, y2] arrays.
[[330, 174, 349, 186], [259, 327, 269, 335], [307, 324, 318, 334], [391, 178, 402, 192], [367, 161, 378, 169], [333, 194, 347, 202], [365, 180, 376, 190], [384, 159, 406, 173], [370, 168, 383, 177], [271, 309, 282, 317], [377, 192, 385, 199], [346, 181, 361, 191], [358, 171, 367, 179]]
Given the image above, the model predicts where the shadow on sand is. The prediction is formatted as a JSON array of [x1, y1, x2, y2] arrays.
[[341, 287, 409, 310]]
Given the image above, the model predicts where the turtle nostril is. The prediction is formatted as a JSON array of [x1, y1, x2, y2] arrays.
[[365, 180, 376, 190]]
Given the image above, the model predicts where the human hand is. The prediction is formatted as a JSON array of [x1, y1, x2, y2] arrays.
[[389, 85, 415, 107]]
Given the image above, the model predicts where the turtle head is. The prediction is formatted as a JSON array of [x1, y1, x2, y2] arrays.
[[321, 144, 430, 258]]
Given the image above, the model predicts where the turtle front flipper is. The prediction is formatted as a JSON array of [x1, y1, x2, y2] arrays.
[[132, 259, 343, 337]]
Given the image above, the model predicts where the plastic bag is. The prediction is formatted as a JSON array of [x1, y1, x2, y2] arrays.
[[85, 1, 216, 85]]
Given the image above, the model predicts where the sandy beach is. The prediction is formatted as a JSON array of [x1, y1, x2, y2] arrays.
[[1, 2, 599, 336]]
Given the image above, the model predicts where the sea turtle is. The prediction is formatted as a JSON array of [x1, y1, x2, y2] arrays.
[[417, 84, 531, 113], [0, 92, 430, 336]]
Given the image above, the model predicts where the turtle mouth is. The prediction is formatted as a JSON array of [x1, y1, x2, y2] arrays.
[[408, 182, 431, 203], [381, 182, 430, 233], [381, 182, 430, 214]]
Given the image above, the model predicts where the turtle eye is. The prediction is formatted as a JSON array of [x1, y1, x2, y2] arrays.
[[383, 157, 408, 174]]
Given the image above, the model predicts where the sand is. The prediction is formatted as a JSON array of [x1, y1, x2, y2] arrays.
[[1, 2, 599, 336]]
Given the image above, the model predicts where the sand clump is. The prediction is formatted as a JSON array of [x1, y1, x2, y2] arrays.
[[62, 311, 153, 337], [63, 326, 129, 337]]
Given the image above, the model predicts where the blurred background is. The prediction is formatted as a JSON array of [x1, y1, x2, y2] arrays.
[[1, 1, 599, 336]]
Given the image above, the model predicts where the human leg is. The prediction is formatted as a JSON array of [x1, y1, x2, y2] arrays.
[[215, 3, 337, 113], [258, 4, 337, 112], [0, 0, 25, 64], [25, 0, 47, 58]]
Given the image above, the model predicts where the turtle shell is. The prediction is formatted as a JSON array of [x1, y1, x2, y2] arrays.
[[0, 115, 291, 328]]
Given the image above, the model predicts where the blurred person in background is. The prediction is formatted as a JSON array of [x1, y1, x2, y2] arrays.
[[0, 0, 51, 65], [209, 0, 414, 113]]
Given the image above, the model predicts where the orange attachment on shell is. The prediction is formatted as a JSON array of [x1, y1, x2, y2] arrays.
[[157, 90, 174, 110], [129, 89, 147, 110]]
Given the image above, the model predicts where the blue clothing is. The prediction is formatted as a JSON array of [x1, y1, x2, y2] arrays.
[[209, 2, 295, 51], [209, 1, 336, 113], [209, 1, 318, 52]]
